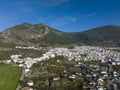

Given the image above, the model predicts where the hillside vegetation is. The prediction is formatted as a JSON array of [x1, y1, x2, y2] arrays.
[[0, 23, 76, 47], [70, 25, 120, 47]]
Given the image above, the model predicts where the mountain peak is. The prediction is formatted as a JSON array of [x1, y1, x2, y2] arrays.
[[20, 22, 32, 26], [0, 23, 76, 46], [34, 23, 44, 26], [19, 22, 46, 27]]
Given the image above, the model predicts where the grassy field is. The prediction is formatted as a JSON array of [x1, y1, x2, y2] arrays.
[[0, 64, 22, 90]]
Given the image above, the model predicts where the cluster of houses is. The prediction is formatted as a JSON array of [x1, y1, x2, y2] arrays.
[[9, 55, 36, 90], [10, 55, 37, 69], [6, 46, 120, 90], [36, 46, 120, 65], [82, 63, 120, 90], [10, 46, 120, 67], [15, 46, 42, 50]]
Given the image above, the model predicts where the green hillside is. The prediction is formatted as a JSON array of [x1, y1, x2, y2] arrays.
[[70, 25, 120, 47]]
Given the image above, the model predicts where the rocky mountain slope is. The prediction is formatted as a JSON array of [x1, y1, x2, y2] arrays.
[[0, 23, 76, 47]]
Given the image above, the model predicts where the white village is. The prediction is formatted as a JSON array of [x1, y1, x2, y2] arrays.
[[3, 46, 120, 90]]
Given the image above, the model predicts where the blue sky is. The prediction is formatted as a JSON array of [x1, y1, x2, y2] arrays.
[[0, 0, 120, 32]]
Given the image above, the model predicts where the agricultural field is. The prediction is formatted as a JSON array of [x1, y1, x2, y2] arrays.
[[0, 64, 22, 90]]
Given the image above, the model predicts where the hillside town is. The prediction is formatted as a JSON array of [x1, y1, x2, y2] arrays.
[[4, 46, 120, 90]]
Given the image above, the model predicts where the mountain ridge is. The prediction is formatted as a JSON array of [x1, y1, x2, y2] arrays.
[[0, 23, 77, 47], [70, 25, 120, 47], [0, 23, 120, 47]]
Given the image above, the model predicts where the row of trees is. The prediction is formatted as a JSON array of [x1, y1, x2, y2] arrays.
[[0, 48, 44, 60]]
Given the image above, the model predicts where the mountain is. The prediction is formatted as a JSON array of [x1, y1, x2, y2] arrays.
[[0, 23, 120, 47], [70, 25, 120, 47], [0, 23, 76, 47]]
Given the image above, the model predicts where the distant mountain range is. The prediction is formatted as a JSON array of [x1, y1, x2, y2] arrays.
[[70, 25, 120, 47], [0, 23, 120, 47]]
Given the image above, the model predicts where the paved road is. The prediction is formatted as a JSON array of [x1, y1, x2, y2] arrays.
[[20, 68, 25, 80], [16, 68, 25, 90]]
